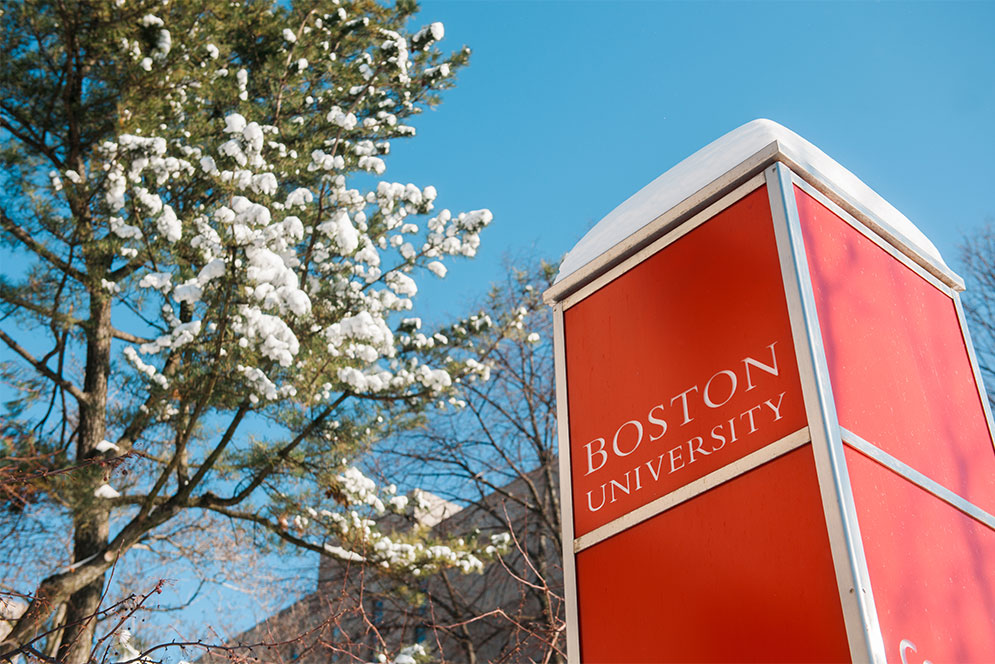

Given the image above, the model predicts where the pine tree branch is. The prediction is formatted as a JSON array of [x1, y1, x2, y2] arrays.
[[0, 208, 85, 282], [0, 286, 149, 343], [0, 112, 62, 167], [107, 256, 148, 283], [197, 505, 329, 556], [110, 328, 152, 344], [0, 327, 87, 403], [198, 395, 348, 509]]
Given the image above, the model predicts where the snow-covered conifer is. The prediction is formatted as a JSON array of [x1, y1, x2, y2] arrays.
[[0, 1, 498, 660]]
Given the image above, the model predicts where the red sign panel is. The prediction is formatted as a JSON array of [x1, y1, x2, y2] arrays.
[[846, 448, 995, 663], [575, 446, 851, 663], [797, 187, 995, 511], [564, 187, 807, 536]]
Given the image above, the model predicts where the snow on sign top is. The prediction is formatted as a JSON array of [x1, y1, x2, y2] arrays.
[[554, 118, 946, 287]]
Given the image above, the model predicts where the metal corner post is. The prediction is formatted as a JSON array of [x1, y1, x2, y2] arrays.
[[552, 303, 581, 662], [764, 161, 886, 663]]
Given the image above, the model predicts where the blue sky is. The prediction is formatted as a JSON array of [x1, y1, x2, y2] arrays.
[[386, 0, 995, 320]]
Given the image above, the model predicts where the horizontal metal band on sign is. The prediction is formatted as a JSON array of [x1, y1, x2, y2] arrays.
[[574, 427, 811, 553], [545, 147, 963, 308], [841, 428, 995, 532]]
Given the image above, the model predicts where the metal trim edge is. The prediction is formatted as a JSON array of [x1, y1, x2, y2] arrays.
[[841, 428, 995, 532], [552, 304, 581, 663], [560, 174, 766, 311], [766, 162, 886, 663], [951, 294, 995, 460], [544, 143, 781, 305], [791, 177, 956, 298]]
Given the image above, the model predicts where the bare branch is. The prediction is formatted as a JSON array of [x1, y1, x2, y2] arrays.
[[0, 327, 87, 403]]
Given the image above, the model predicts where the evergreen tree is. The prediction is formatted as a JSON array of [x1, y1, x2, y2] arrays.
[[0, 1, 496, 660]]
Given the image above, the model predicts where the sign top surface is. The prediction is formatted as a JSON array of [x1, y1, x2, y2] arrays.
[[554, 119, 945, 290]]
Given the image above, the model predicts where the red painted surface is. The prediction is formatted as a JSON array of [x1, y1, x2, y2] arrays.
[[575, 446, 851, 663], [846, 447, 995, 662], [796, 187, 995, 512], [564, 187, 806, 536]]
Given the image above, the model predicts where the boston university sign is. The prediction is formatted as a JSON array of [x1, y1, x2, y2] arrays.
[[544, 120, 995, 662], [578, 340, 792, 521]]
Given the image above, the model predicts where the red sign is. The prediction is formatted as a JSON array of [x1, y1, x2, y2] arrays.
[[564, 187, 806, 536], [552, 146, 995, 663]]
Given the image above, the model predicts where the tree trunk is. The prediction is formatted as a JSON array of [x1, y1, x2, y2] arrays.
[[56, 527, 109, 663], [57, 294, 112, 664]]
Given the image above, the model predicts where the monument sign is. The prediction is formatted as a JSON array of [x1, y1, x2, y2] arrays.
[[545, 119, 995, 662]]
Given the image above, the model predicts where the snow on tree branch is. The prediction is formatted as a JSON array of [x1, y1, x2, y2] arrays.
[[0, 0, 501, 659]]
